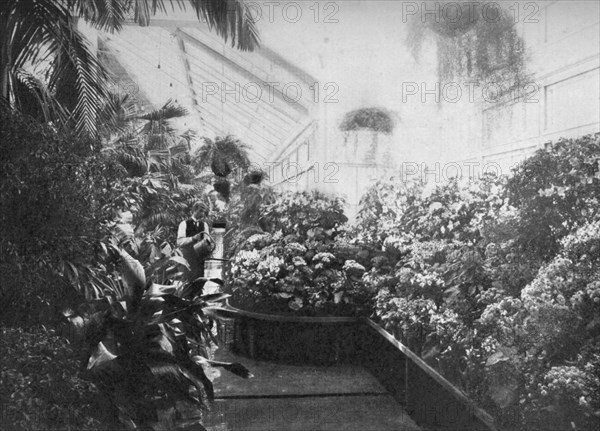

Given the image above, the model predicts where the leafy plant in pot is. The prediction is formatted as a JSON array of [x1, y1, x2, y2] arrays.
[[64, 248, 252, 430], [213, 177, 231, 202]]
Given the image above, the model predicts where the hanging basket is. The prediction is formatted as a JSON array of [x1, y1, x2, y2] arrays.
[[213, 179, 231, 201], [243, 169, 266, 185], [211, 156, 232, 177], [426, 3, 480, 37]]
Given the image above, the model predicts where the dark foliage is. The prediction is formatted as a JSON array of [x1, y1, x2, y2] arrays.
[[339, 107, 395, 135], [0, 326, 111, 430], [64, 249, 250, 430], [0, 106, 121, 325], [354, 133, 600, 430], [506, 133, 600, 260], [406, 1, 530, 94]]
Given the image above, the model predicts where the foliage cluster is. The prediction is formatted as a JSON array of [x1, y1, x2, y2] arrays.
[[339, 107, 395, 135], [0, 326, 110, 430], [1, 1, 260, 427], [60, 249, 248, 430], [356, 132, 600, 430], [0, 102, 255, 429], [3, 88, 599, 431], [506, 134, 600, 259], [0, 105, 120, 325], [260, 190, 348, 238], [1, 0, 258, 138], [227, 190, 373, 316], [406, 1, 530, 95]]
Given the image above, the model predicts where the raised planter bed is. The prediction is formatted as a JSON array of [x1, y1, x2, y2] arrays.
[[213, 304, 500, 431]]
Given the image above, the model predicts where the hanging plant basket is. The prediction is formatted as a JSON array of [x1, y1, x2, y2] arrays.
[[243, 169, 266, 185], [211, 156, 232, 177], [213, 178, 231, 200], [426, 3, 480, 37], [339, 107, 395, 135]]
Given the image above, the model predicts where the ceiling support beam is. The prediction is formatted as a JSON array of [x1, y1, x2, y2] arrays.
[[175, 28, 309, 116], [175, 33, 206, 126]]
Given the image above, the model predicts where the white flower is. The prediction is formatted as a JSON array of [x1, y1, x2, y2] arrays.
[[343, 260, 365, 276]]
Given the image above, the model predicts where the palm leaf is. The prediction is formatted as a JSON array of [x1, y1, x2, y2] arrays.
[[146, 133, 177, 150], [112, 145, 148, 176], [171, 159, 197, 184], [137, 99, 188, 122], [128, 0, 259, 50], [188, 0, 260, 51], [64, 37, 112, 137], [67, 0, 130, 33], [2, 0, 114, 137], [98, 92, 138, 139], [71, 0, 260, 51], [1, 0, 258, 139], [12, 68, 69, 126]]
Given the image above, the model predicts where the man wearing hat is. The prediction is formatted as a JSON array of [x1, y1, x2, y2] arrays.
[[177, 201, 213, 283]]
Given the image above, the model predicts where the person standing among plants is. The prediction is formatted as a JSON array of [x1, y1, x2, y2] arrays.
[[177, 201, 214, 284]]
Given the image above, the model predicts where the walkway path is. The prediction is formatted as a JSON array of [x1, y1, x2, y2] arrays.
[[204, 349, 422, 431]]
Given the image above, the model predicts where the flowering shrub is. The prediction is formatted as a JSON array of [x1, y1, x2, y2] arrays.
[[226, 134, 600, 428], [474, 219, 600, 429], [229, 231, 372, 316], [353, 178, 423, 245], [375, 291, 436, 352], [507, 132, 600, 259], [356, 133, 600, 431], [227, 191, 372, 316], [261, 190, 348, 239], [402, 176, 507, 243]]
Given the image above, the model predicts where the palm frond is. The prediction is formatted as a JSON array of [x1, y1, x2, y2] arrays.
[[170, 159, 197, 184], [137, 99, 188, 122], [108, 131, 138, 146], [132, 0, 153, 26], [179, 129, 198, 149], [3, 0, 113, 138], [3, 0, 66, 71], [147, 150, 170, 172], [114, 145, 149, 176], [170, 143, 191, 158], [188, 0, 260, 51], [67, 0, 130, 33], [128, 0, 259, 51], [1, 0, 259, 140], [12, 68, 69, 126], [141, 210, 177, 230], [145, 132, 178, 150], [98, 92, 137, 139], [62, 33, 112, 137]]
